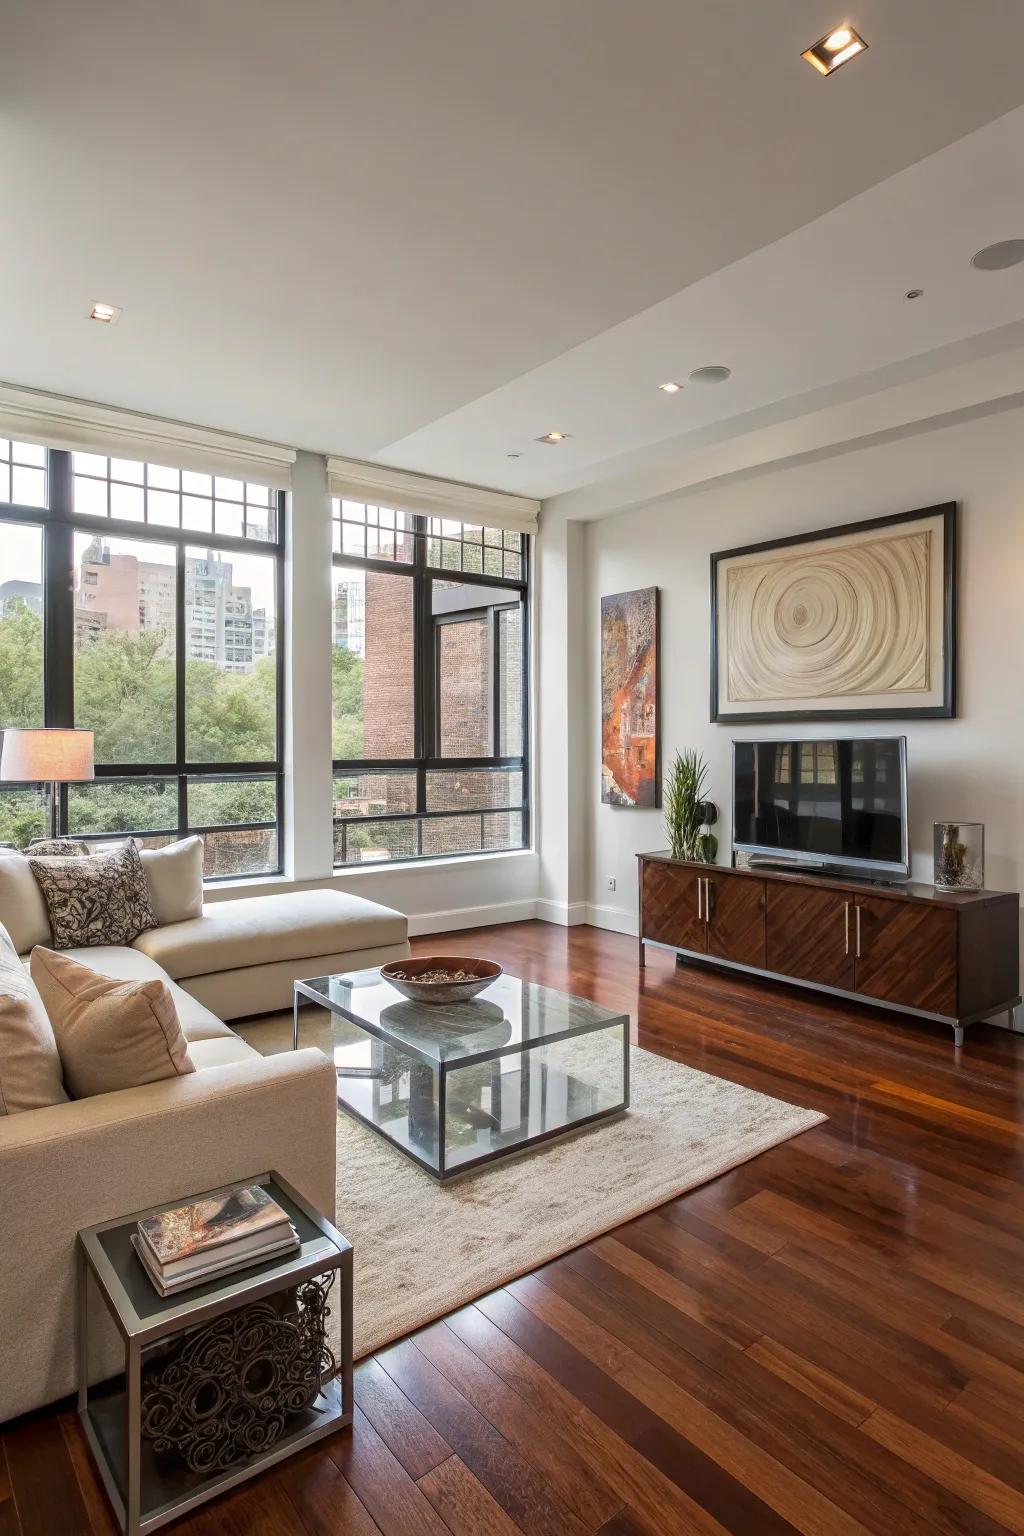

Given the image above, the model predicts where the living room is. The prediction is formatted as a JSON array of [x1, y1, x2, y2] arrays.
[[2, 4, 1024, 1534]]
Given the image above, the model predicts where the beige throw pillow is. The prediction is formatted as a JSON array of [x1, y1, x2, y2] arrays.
[[31, 947, 195, 1099], [0, 924, 67, 1115], [29, 840, 157, 949], [0, 852, 53, 954], [141, 836, 204, 925]]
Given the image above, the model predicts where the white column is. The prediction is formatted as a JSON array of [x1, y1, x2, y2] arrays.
[[535, 503, 588, 922], [284, 450, 334, 882]]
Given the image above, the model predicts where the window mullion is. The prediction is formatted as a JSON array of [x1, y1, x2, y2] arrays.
[[42, 450, 75, 733], [175, 544, 187, 837]]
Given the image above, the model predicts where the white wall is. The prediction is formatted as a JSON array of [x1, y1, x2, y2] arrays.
[[580, 400, 1024, 930]]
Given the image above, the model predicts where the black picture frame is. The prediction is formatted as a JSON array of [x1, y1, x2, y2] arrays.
[[709, 503, 957, 723]]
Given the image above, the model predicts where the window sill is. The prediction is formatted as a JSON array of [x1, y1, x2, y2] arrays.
[[203, 846, 536, 899]]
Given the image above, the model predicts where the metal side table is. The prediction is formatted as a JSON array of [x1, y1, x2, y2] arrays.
[[77, 1172, 352, 1536]]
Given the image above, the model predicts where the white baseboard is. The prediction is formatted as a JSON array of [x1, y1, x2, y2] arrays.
[[409, 898, 538, 936], [585, 902, 638, 935], [534, 899, 588, 927]]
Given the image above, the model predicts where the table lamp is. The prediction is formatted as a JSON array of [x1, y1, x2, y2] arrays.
[[0, 727, 95, 840]]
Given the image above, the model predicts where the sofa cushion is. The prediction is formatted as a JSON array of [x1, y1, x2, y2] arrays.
[[186, 1035, 262, 1071], [182, 940, 412, 1020], [133, 890, 408, 981], [0, 852, 52, 954], [30, 841, 157, 949], [31, 948, 195, 1099], [141, 836, 204, 926], [0, 923, 67, 1114], [56, 945, 234, 1043], [27, 838, 91, 858]]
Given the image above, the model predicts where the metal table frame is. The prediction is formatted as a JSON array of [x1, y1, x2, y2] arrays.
[[77, 1172, 352, 1536], [294, 973, 630, 1181]]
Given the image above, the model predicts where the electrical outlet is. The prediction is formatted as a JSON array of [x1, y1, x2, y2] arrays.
[[606, 876, 617, 891]]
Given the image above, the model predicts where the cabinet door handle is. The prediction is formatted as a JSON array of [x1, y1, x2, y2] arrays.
[[855, 905, 862, 959], [844, 901, 850, 956], [704, 878, 712, 923], [697, 878, 702, 922]]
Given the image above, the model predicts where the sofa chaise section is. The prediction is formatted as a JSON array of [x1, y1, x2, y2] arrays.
[[132, 888, 411, 1019]]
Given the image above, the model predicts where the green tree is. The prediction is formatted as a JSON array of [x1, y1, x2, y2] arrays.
[[332, 645, 365, 758], [0, 602, 44, 727], [75, 629, 176, 761], [0, 609, 280, 849]]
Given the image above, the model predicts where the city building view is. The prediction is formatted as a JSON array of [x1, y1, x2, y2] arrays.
[[331, 513, 526, 864], [75, 538, 274, 671]]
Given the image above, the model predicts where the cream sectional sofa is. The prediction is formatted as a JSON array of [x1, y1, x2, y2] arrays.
[[0, 885, 410, 1424]]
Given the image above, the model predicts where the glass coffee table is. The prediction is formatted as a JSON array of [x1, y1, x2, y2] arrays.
[[293, 969, 630, 1180]]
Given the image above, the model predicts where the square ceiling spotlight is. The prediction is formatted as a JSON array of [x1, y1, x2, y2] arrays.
[[536, 431, 571, 444], [802, 25, 867, 75], [89, 301, 122, 324]]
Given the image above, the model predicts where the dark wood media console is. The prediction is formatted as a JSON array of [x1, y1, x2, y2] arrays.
[[637, 852, 1021, 1047]]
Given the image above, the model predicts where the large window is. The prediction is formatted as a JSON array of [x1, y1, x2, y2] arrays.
[[0, 445, 284, 876], [332, 503, 528, 866]]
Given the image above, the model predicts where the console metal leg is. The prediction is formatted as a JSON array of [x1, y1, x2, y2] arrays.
[[953, 1024, 965, 1049]]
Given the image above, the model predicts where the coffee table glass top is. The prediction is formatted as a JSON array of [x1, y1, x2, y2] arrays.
[[294, 969, 628, 1067], [294, 968, 630, 1179]]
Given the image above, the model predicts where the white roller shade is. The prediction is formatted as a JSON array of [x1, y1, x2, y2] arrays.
[[0, 384, 296, 490], [327, 455, 539, 535]]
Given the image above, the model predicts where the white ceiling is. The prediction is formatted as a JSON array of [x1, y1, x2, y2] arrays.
[[2, 0, 1024, 500]]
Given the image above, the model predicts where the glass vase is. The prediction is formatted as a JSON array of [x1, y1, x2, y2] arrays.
[[933, 822, 984, 891]]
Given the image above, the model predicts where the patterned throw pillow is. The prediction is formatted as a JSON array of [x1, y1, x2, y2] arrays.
[[27, 838, 91, 858], [29, 841, 158, 949]]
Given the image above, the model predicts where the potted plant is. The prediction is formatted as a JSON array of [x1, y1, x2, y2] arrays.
[[664, 750, 717, 863]]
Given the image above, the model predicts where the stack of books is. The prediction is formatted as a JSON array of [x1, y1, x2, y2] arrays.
[[131, 1184, 300, 1296]]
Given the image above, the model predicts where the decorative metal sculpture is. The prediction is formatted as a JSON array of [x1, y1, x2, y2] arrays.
[[140, 1275, 336, 1472]]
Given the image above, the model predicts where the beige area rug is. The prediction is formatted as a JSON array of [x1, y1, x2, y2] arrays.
[[236, 1011, 825, 1359]]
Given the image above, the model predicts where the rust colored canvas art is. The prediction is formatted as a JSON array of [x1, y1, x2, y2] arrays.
[[601, 586, 659, 806]]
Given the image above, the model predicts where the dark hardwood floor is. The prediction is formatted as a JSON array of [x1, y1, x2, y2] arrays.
[[4, 919, 1024, 1535]]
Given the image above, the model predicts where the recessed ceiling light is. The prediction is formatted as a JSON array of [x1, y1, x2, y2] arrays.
[[89, 301, 122, 324], [536, 431, 570, 444], [658, 381, 683, 394], [802, 24, 867, 75], [688, 365, 731, 386], [904, 288, 924, 300], [971, 239, 1024, 272], [506, 452, 522, 459]]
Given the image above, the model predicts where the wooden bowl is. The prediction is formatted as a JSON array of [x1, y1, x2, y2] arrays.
[[379, 956, 503, 1006]]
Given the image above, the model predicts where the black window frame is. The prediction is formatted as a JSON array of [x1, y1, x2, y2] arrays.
[[0, 447, 285, 879], [332, 510, 530, 867]]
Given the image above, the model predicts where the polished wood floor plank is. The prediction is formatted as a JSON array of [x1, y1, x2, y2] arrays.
[[505, 1273, 872, 1536], [412, 1319, 623, 1531], [175, 1481, 312, 1536], [530, 1255, 978, 1536], [3, 1416, 93, 1536], [278, 1448, 385, 1536], [2, 922, 1023, 1536], [57, 1413, 119, 1536], [0, 1443, 20, 1536], [377, 1335, 591, 1536], [742, 1338, 876, 1428], [417, 1455, 526, 1536], [353, 1357, 452, 1480], [861, 1409, 1024, 1533], [327, 1405, 452, 1536], [446, 1303, 734, 1536]]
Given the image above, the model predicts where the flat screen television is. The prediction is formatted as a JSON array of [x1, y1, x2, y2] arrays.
[[732, 737, 909, 880]]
